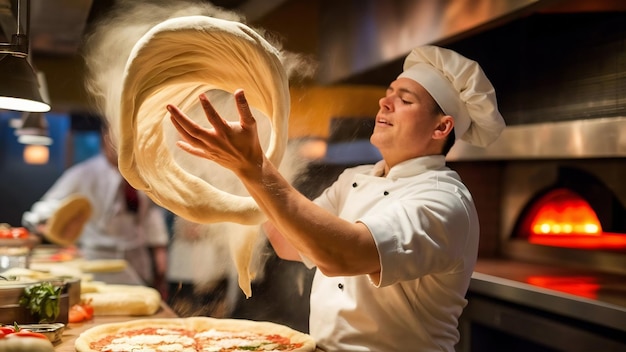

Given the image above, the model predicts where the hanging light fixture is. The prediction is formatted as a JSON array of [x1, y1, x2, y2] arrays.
[[0, 0, 50, 112], [23, 144, 49, 164], [14, 110, 52, 165], [14, 111, 52, 145]]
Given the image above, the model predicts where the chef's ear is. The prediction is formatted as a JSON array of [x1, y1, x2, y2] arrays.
[[433, 115, 454, 140]]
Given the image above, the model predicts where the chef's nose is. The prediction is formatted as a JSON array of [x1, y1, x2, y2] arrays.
[[379, 95, 393, 111]]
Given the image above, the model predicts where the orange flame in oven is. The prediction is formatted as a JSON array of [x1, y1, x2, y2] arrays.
[[525, 188, 626, 250], [530, 189, 601, 236]]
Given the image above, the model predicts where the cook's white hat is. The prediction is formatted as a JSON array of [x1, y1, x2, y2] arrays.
[[398, 45, 505, 147]]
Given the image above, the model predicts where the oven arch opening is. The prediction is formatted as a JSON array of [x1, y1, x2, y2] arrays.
[[513, 166, 626, 251]]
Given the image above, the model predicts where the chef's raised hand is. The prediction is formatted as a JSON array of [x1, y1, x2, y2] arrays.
[[167, 89, 265, 177], [170, 89, 379, 278]]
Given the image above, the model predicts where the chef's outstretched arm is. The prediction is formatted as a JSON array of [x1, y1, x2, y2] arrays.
[[167, 90, 380, 277], [262, 221, 303, 262]]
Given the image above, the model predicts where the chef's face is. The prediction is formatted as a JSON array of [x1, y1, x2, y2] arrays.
[[371, 77, 452, 166]]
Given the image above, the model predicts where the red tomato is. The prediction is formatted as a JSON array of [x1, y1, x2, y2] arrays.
[[0, 227, 28, 239], [12, 227, 29, 239], [69, 304, 88, 323], [0, 326, 15, 339], [0, 327, 15, 335], [0, 228, 11, 239], [82, 302, 94, 319], [8, 330, 48, 339]]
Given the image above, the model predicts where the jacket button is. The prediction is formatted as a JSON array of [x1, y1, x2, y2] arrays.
[[338, 283, 344, 290], [383, 191, 389, 196], [352, 182, 358, 188]]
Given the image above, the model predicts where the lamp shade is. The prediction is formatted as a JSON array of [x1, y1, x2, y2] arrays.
[[0, 53, 51, 112], [14, 112, 52, 145]]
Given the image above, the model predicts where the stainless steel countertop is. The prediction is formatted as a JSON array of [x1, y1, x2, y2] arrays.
[[471, 259, 626, 333]]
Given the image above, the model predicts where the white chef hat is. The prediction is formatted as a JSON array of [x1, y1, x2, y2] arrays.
[[398, 45, 505, 147]]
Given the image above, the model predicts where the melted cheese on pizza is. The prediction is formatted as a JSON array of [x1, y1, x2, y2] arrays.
[[90, 327, 303, 352], [92, 328, 195, 352], [195, 329, 302, 351], [196, 329, 274, 351]]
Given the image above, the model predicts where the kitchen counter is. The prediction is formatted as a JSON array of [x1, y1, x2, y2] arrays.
[[472, 258, 626, 333], [458, 259, 626, 351], [50, 263, 178, 351], [50, 264, 324, 351]]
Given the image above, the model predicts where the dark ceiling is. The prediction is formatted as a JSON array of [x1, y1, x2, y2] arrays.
[[1, 0, 290, 57]]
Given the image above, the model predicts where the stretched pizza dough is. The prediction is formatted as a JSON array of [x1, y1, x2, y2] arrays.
[[78, 259, 128, 273], [81, 284, 162, 316], [45, 195, 92, 247], [117, 15, 290, 225], [84, 14, 293, 299]]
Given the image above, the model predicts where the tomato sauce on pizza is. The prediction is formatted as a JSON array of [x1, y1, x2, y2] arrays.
[[89, 327, 196, 351], [194, 329, 304, 351], [76, 317, 315, 352]]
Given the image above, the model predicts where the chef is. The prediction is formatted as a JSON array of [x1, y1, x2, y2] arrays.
[[167, 45, 505, 351]]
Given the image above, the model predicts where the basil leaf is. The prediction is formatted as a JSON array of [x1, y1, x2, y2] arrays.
[[19, 282, 62, 323]]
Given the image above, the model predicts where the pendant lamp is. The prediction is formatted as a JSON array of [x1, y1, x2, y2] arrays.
[[0, 0, 50, 112], [14, 111, 52, 145]]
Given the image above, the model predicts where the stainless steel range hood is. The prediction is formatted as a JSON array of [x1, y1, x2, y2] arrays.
[[317, 0, 626, 85], [313, 0, 626, 162], [318, 0, 550, 84], [447, 117, 626, 161]]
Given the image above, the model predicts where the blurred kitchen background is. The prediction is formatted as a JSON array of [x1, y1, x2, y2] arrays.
[[1, 0, 625, 351]]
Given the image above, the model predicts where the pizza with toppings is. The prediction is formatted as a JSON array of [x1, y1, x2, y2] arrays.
[[74, 317, 316, 352]]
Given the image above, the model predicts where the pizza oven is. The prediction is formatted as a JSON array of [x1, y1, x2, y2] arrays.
[[514, 172, 625, 252], [449, 116, 626, 284], [438, 8, 626, 349], [449, 117, 626, 351], [502, 158, 626, 276]]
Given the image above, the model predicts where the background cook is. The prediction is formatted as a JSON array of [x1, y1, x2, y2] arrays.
[[22, 123, 169, 291]]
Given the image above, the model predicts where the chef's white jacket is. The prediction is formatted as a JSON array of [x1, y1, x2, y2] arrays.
[[309, 155, 479, 352]]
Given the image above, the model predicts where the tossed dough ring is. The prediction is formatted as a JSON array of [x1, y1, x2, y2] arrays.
[[118, 16, 289, 225], [46, 195, 93, 247]]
